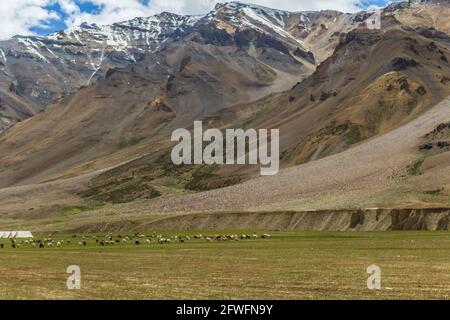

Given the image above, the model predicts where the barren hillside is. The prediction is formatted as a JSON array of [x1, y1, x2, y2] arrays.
[[0, 1, 449, 226]]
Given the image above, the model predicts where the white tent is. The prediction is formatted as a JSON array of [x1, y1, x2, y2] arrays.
[[0, 231, 34, 238]]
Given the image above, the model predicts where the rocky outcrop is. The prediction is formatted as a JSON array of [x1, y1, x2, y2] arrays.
[[143, 208, 450, 231]]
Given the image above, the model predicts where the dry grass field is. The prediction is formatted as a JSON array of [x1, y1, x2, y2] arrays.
[[0, 231, 449, 300]]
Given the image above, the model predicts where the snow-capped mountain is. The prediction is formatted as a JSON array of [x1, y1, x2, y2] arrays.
[[0, 1, 368, 132], [49, 12, 201, 53], [0, 11, 207, 132], [0, 12, 201, 103], [207, 2, 311, 49]]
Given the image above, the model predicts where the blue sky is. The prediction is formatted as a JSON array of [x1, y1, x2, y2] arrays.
[[0, 0, 396, 40], [360, 0, 392, 7], [30, 2, 102, 35]]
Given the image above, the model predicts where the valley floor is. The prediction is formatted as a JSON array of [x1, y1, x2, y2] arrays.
[[0, 231, 449, 300]]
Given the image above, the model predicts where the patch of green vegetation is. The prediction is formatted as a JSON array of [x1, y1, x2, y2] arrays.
[[117, 137, 144, 150], [407, 157, 425, 176], [80, 179, 161, 204], [317, 122, 362, 146], [319, 122, 350, 137], [423, 189, 443, 196], [57, 205, 105, 215], [346, 124, 362, 145], [186, 168, 242, 191]]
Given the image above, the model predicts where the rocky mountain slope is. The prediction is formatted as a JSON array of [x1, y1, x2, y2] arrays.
[[75, 1, 450, 194], [0, 12, 201, 132], [0, 2, 358, 132], [0, 1, 449, 217], [0, 1, 370, 186], [141, 96, 450, 214]]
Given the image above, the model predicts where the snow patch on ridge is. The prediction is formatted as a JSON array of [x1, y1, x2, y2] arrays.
[[0, 48, 6, 62], [54, 12, 201, 53], [212, 2, 309, 48], [17, 37, 50, 63]]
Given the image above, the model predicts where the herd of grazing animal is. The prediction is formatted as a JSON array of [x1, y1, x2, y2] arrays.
[[0, 233, 271, 249]]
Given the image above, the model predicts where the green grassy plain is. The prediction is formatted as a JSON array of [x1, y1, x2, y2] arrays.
[[0, 231, 449, 300]]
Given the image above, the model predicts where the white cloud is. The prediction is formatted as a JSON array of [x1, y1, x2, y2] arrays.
[[0, 0, 369, 40], [0, 0, 60, 39]]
